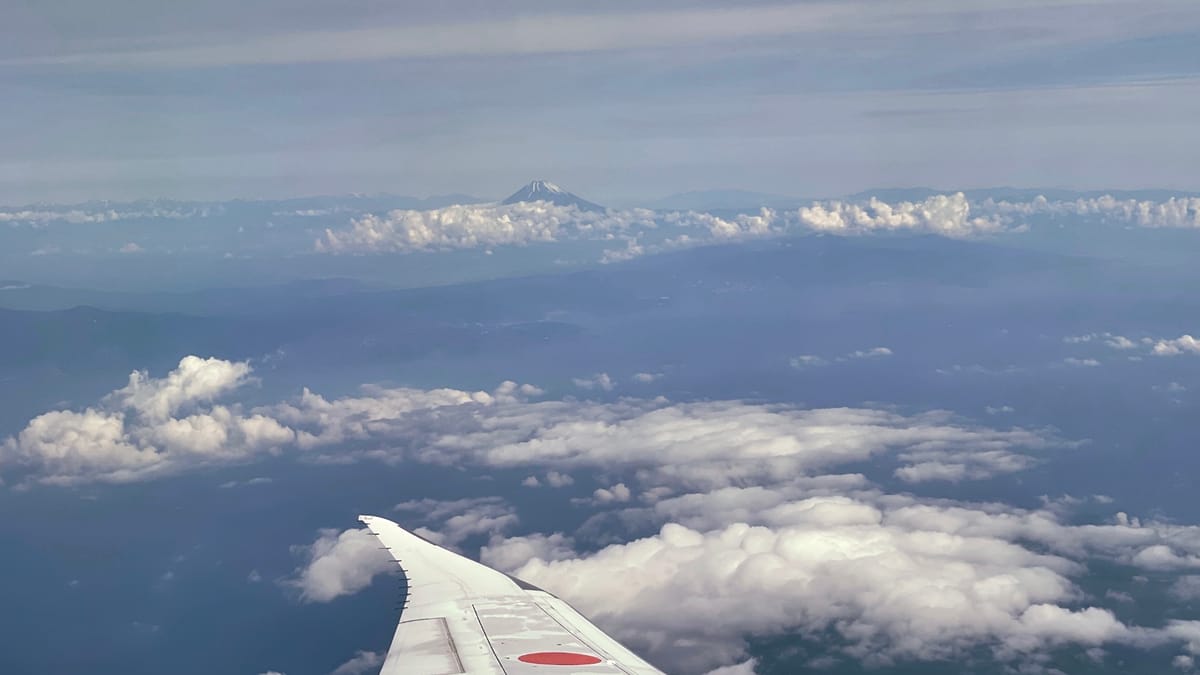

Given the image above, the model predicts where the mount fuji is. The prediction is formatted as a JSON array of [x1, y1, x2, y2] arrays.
[[502, 180, 605, 211]]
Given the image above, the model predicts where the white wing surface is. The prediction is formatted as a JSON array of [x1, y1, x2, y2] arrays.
[[358, 515, 665, 675]]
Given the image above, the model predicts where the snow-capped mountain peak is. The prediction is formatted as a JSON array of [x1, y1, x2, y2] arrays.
[[502, 180, 603, 211]]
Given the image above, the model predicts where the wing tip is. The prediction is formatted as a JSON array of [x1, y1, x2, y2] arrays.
[[358, 514, 389, 534]]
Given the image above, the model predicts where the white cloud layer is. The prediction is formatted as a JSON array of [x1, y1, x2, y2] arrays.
[[1, 356, 290, 484], [330, 650, 383, 675], [1064, 332, 1200, 358], [1152, 335, 1200, 356], [312, 192, 1200, 261], [1, 358, 1058, 490], [798, 193, 1006, 237], [14, 355, 1200, 671], [317, 202, 656, 253], [702, 660, 758, 675], [572, 372, 616, 392], [285, 528, 394, 603], [501, 486, 1200, 672], [393, 496, 518, 547], [0, 204, 217, 226], [791, 346, 893, 369], [989, 195, 1200, 229]]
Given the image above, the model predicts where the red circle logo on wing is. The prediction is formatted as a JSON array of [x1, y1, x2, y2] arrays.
[[517, 651, 603, 666]]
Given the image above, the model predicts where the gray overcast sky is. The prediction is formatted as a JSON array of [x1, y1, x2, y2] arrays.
[[3, 0, 1200, 204]]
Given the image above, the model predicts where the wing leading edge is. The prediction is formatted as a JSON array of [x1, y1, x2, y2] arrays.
[[358, 514, 664, 675]]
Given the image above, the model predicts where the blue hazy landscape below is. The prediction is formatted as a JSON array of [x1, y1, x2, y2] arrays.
[[3, 204, 1200, 674]]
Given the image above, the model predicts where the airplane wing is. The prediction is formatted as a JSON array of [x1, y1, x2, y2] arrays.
[[358, 515, 665, 675]]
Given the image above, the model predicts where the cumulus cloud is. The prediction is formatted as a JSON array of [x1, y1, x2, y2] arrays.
[[285, 528, 394, 603], [594, 483, 632, 504], [663, 208, 780, 241], [797, 193, 1006, 238], [572, 372, 616, 391], [330, 650, 383, 675], [501, 484, 1200, 672], [480, 532, 577, 572], [6, 362, 1060, 491], [1, 356, 291, 484], [791, 347, 892, 369], [512, 516, 1135, 671], [290, 503, 555, 606], [268, 380, 538, 451], [702, 193, 1200, 246], [632, 372, 663, 383], [847, 347, 893, 359], [404, 402, 1060, 491], [1064, 332, 1143, 350], [308, 191, 1200, 265], [703, 660, 758, 675], [393, 496, 517, 547], [1153, 335, 1200, 356], [73, 358, 1166, 672], [317, 202, 657, 253], [316, 192, 1074, 260], [1064, 332, 1200, 359], [1107, 335, 1138, 350], [989, 194, 1200, 229], [114, 356, 250, 418]]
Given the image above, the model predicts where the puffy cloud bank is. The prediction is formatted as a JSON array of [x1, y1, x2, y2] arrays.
[[989, 195, 1200, 229], [1, 356, 1057, 489], [791, 346, 893, 368], [797, 193, 1005, 237], [286, 528, 395, 603], [1, 356, 291, 484], [1064, 332, 1200, 358], [314, 193, 1200, 260], [12, 356, 1200, 672], [317, 202, 657, 253]]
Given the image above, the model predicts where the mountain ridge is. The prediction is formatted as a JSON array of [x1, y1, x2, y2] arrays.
[[502, 180, 604, 211]]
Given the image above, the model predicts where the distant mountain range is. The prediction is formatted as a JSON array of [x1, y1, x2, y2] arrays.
[[502, 180, 605, 211]]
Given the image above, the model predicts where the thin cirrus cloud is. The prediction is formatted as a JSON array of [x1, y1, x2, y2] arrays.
[[0, 205, 216, 226], [5, 1, 1194, 71], [3, 5, 855, 69]]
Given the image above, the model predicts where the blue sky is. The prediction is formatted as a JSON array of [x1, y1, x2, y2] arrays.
[[3, 0, 1200, 203]]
